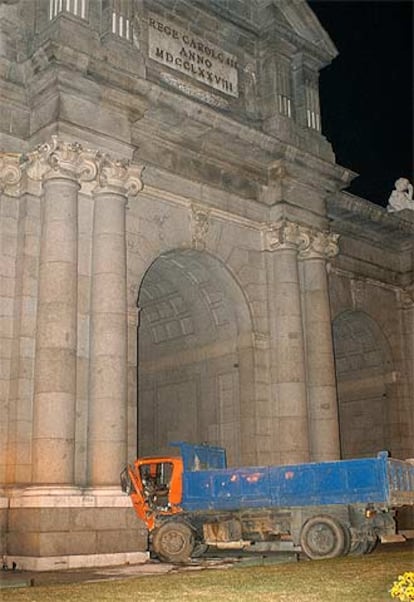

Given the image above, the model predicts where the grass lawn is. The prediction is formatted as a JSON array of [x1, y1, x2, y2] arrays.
[[2, 547, 413, 602]]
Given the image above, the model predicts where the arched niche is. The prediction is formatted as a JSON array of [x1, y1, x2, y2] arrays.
[[332, 310, 394, 458], [136, 248, 253, 465]]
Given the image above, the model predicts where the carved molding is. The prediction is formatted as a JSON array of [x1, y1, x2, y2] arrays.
[[265, 220, 306, 251], [399, 284, 414, 310], [25, 136, 92, 182], [0, 152, 25, 196], [350, 279, 367, 310], [265, 219, 339, 260], [2, 137, 143, 197], [191, 204, 210, 250], [94, 155, 143, 196], [299, 230, 340, 260]]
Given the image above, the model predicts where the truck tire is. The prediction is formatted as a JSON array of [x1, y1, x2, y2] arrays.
[[300, 515, 347, 560], [152, 522, 195, 563]]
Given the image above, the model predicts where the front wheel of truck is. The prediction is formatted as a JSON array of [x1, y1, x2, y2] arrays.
[[300, 515, 348, 560], [152, 522, 195, 563]]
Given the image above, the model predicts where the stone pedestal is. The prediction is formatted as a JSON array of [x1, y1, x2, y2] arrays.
[[5, 486, 148, 570]]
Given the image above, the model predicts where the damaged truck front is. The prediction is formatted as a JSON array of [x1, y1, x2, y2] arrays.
[[121, 442, 414, 562]]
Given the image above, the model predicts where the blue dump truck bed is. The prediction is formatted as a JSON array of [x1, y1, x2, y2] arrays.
[[179, 449, 414, 512]]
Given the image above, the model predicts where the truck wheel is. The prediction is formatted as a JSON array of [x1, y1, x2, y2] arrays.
[[152, 522, 195, 563], [300, 516, 347, 560]]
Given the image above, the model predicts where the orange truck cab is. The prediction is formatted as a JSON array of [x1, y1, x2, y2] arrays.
[[121, 454, 184, 531]]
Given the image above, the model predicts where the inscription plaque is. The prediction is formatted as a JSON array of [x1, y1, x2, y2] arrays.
[[148, 13, 239, 98]]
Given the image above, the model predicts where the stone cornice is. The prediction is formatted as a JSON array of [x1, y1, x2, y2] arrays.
[[328, 192, 414, 249]]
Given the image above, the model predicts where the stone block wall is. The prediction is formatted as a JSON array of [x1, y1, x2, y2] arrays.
[[7, 507, 147, 558]]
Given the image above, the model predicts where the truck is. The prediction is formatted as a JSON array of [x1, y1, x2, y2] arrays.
[[120, 442, 414, 563]]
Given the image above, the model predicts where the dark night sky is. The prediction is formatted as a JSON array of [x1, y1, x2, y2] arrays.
[[308, 0, 413, 207]]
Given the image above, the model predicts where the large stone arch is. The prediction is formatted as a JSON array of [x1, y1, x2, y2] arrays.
[[332, 310, 395, 458], [136, 248, 254, 466]]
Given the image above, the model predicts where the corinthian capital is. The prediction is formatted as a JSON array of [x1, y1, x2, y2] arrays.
[[95, 155, 143, 196], [23, 137, 144, 195], [266, 220, 302, 251], [299, 230, 340, 260], [25, 136, 92, 182], [0, 153, 25, 196]]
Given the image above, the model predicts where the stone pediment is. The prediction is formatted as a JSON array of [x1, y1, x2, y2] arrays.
[[194, 0, 337, 63], [274, 0, 338, 60]]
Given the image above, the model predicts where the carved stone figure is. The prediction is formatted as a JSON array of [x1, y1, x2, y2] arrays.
[[387, 177, 414, 212]]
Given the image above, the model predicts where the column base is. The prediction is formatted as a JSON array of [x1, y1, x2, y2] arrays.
[[5, 486, 148, 570]]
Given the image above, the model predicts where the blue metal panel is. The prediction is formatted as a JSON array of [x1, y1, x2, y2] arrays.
[[177, 445, 412, 512], [170, 442, 226, 472], [182, 468, 272, 511], [270, 457, 389, 506]]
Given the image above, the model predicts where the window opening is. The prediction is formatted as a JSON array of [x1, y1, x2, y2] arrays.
[[305, 79, 321, 131], [276, 61, 292, 118], [49, 0, 88, 20], [111, 0, 131, 40]]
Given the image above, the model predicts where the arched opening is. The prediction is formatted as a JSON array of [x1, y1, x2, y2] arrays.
[[332, 311, 394, 458], [136, 249, 253, 465]]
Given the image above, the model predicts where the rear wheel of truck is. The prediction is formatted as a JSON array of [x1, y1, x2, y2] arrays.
[[300, 515, 348, 560], [152, 522, 195, 563]]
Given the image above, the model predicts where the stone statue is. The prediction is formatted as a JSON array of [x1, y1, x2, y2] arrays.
[[387, 177, 414, 212]]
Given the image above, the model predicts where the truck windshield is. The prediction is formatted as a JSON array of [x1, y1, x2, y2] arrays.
[[139, 462, 174, 508]]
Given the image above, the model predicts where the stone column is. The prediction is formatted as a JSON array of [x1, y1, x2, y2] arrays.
[[299, 229, 341, 461], [29, 140, 83, 484], [88, 157, 142, 486], [265, 221, 310, 464]]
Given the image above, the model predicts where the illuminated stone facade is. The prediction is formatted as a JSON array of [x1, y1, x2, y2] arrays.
[[1, 0, 413, 569]]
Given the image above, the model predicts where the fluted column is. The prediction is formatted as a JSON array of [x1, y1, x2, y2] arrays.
[[88, 157, 142, 486], [299, 230, 341, 461], [265, 221, 310, 464], [28, 140, 82, 484]]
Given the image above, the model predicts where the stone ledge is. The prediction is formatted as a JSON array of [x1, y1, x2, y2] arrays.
[[5, 551, 149, 572], [9, 486, 132, 508]]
